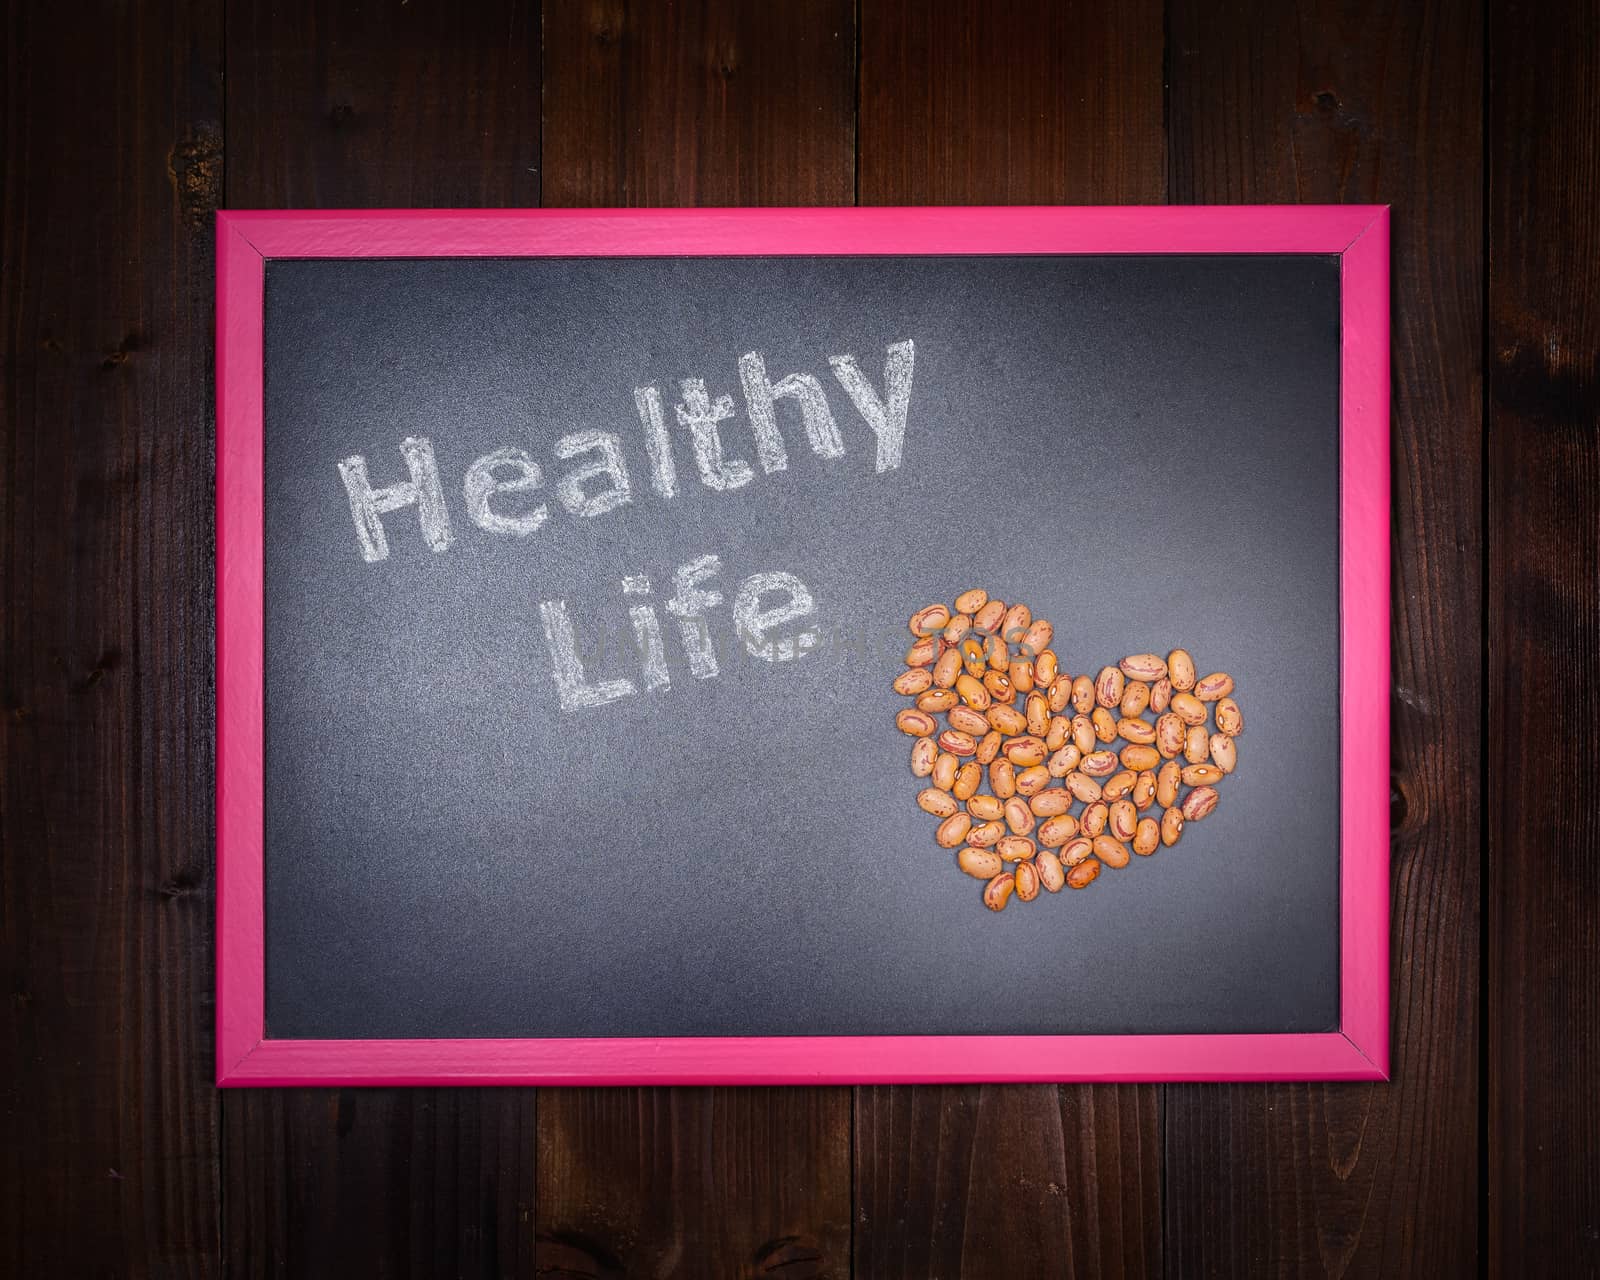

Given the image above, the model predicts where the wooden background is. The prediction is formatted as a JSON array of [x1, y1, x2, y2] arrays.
[[2, 0, 1592, 1275]]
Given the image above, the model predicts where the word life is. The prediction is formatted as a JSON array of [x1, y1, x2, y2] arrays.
[[335, 339, 915, 563], [540, 553, 820, 713]]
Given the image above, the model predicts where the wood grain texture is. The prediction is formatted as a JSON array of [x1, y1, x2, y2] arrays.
[[541, 0, 856, 208], [226, 0, 541, 209], [1488, 0, 1600, 1273], [535, 1088, 851, 1280], [854, 3, 1166, 1276], [854, 1084, 1161, 1280], [0, 1, 223, 1275], [857, 0, 1166, 206], [220, 4, 542, 1275], [223, 1090, 538, 1278], [1164, 0, 1483, 1274], [534, 5, 856, 1278]]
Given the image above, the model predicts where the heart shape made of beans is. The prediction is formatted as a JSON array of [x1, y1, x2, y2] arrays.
[[893, 591, 1243, 912]]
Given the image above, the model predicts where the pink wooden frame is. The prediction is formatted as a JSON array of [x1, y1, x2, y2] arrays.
[[216, 206, 1390, 1085]]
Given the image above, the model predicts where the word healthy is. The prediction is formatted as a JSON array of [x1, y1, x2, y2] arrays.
[[332, 340, 916, 713]]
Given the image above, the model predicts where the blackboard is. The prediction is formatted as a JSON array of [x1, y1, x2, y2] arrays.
[[257, 250, 1343, 1042]]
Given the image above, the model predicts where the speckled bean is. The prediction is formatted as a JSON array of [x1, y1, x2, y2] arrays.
[[1216, 697, 1244, 735], [958, 846, 1003, 878], [966, 793, 1004, 821], [997, 835, 1037, 863], [1065, 771, 1103, 803], [1168, 649, 1196, 691], [1067, 858, 1101, 889], [1134, 818, 1160, 856], [1029, 788, 1073, 817], [1004, 736, 1048, 767], [1035, 650, 1059, 687], [1119, 744, 1160, 772], [1170, 691, 1208, 727], [1194, 672, 1234, 701], [1120, 681, 1151, 718], [986, 702, 1027, 735], [1026, 691, 1050, 737], [983, 872, 1016, 910], [1038, 814, 1080, 848], [1015, 764, 1052, 797], [1092, 834, 1131, 868], [937, 729, 977, 756], [894, 667, 933, 696], [969, 820, 1007, 847], [1081, 749, 1119, 777], [936, 812, 973, 848], [1047, 744, 1081, 777], [972, 598, 1006, 633], [1102, 769, 1137, 800], [1118, 717, 1157, 745], [1014, 860, 1041, 901], [906, 635, 939, 667], [1092, 707, 1119, 743], [947, 705, 991, 737], [1156, 760, 1181, 807], [956, 672, 991, 709], [1156, 713, 1186, 757], [1120, 653, 1168, 682]]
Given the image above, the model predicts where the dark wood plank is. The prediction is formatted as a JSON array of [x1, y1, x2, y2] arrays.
[[535, 6, 856, 1277], [1487, 0, 1600, 1272], [223, 1090, 538, 1278], [854, 4, 1166, 1277], [220, 4, 542, 1275], [0, 1, 223, 1274], [857, 0, 1166, 207], [226, 0, 541, 209], [854, 1084, 1161, 1280], [541, 0, 855, 208], [535, 1088, 851, 1280], [1163, 0, 1483, 1274]]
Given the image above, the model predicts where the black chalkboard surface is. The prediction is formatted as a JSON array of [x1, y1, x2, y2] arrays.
[[259, 252, 1341, 1041]]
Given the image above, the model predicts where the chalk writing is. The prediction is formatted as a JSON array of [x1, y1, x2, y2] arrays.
[[335, 339, 915, 561], [333, 339, 914, 710]]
